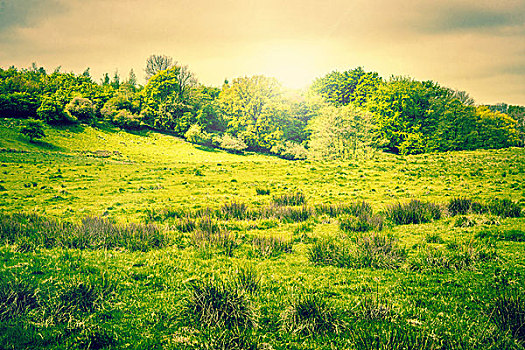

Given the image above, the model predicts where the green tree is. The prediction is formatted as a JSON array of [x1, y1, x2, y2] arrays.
[[20, 118, 45, 142], [308, 104, 374, 159], [141, 65, 198, 134], [310, 67, 369, 107], [218, 75, 287, 151]]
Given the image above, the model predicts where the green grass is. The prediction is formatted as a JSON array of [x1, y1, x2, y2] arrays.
[[1, 118, 525, 349]]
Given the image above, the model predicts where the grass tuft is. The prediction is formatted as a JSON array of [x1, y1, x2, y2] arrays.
[[281, 293, 338, 336]]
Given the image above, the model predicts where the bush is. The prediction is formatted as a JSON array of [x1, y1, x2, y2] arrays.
[[65, 97, 96, 122], [271, 141, 308, 160], [488, 198, 522, 218], [20, 118, 45, 142], [281, 293, 338, 335], [184, 124, 213, 146], [387, 200, 442, 225], [255, 187, 270, 195], [37, 95, 75, 124], [218, 134, 248, 153]]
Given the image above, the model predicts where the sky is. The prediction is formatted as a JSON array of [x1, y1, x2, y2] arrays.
[[0, 0, 524, 105]]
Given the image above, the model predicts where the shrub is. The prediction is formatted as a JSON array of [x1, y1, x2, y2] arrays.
[[20, 118, 45, 142], [252, 236, 292, 258], [271, 141, 308, 160], [387, 200, 442, 225], [490, 292, 525, 343], [184, 124, 213, 146], [218, 134, 248, 153], [488, 198, 522, 218], [185, 277, 256, 330], [65, 97, 96, 122], [448, 197, 472, 216], [273, 192, 306, 206], [37, 95, 75, 124], [113, 109, 142, 129], [281, 293, 338, 335]]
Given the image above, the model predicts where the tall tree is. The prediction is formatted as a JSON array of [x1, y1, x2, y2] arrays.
[[145, 54, 174, 82]]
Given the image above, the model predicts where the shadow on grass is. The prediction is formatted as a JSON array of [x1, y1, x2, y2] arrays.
[[29, 139, 64, 152], [195, 145, 221, 153]]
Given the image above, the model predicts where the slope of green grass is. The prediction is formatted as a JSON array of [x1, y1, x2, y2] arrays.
[[1, 118, 525, 349]]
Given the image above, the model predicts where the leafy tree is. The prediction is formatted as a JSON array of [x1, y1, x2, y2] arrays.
[[474, 106, 520, 149], [308, 104, 374, 159], [141, 65, 198, 134], [20, 119, 45, 142], [37, 94, 76, 124], [218, 75, 287, 151], [101, 89, 141, 129], [310, 67, 368, 107], [145, 54, 174, 82]]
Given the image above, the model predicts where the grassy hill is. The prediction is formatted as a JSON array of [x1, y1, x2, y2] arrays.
[[1, 118, 525, 349]]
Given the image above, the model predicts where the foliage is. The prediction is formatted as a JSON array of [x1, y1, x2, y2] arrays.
[[65, 97, 96, 122], [308, 104, 375, 159], [20, 118, 45, 142]]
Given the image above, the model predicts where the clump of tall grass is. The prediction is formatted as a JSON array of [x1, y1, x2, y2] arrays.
[[0, 277, 38, 321], [316, 200, 373, 218], [185, 277, 256, 331], [349, 322, 435, 349], [387, 200, 442, 225], [175, 216, 196, 233], [339, 213, 384, 233], [476, 228, 525, 242], [272, 191, 306, 206], [221, 201, 248, 220], [448, 197, 472, 216], [490, 292, 525, 343], [308, 238, 347, 267], [308, 234, 405, 269], [255, 187, 270, 195], [233, 266, 261, 294], [275, 205, 311, 223], [353, 233, 407, 269], [409, 242, 497, 272], [281, 293, 338, 336], [354, 296, 392, 322], [0, 212, 167, 252], [488, 198, 522, 218], [74, 216, 166, 251], [191, 216, 237, 255], [252, 236, 292, 258]]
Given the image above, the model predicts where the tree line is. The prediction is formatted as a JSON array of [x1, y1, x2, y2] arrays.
[[1, 56, 523, 158]]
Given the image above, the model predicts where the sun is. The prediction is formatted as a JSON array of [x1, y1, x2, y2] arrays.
[[255, 41, 321, 90]]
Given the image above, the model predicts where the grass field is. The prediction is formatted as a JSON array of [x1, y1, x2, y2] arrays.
[[1, 118, 525, 349]]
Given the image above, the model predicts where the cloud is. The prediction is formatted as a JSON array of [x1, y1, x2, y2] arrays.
[[0, 0, 66, 32]]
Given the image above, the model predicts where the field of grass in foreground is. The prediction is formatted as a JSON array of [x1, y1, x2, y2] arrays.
[[1, 118, 525, 349]]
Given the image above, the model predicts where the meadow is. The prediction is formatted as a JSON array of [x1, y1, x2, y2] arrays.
[[1, 118, 525, 349]]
